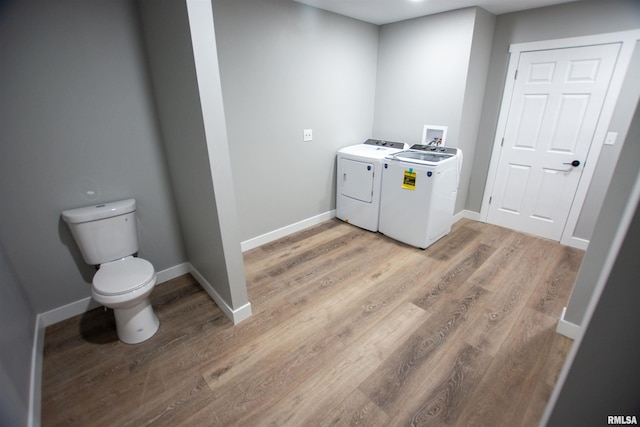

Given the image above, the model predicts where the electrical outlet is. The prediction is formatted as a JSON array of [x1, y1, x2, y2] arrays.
[[303, 129, 313, 142]]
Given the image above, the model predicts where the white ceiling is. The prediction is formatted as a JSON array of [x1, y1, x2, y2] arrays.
[[292, 0, 581, 25]]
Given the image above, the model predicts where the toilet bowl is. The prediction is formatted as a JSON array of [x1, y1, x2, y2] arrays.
[[61, 198, 161, 344], [92, 257, 159, 344]]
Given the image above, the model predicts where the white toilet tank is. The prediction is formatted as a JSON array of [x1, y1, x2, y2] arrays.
[[62, 199, 139, 265]]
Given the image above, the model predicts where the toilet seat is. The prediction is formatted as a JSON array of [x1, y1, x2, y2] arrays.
[[93, 257, 155, 296]]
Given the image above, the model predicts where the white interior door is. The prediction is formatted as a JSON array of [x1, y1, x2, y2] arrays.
[[487, 43, 620, 241]]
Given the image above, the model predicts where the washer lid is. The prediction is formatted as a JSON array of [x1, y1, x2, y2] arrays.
[[93, 257, 155, 296], [390, 150, 454, 164]]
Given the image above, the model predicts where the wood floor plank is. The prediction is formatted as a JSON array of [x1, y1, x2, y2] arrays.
[[426, 224, 483, 261], [528, 245, 584, 316], [461, 237, 565, 356], [128, 374, 215, 427], [359, 285, 488, 415], [390, 342, 492, 427], [318, 389, 391, 427], [465, 219, 516, 247], [453, 308, 566, 427], [460, 230, 535, 293], [244, 218, 343, 258], [199, 299, 340, 392], [41, 219, 582, 426], [199, 235, 405, 391], [382, 232, 563, 425], [247, 221, 366, 275], [245, 302, 430, 426], [323, 249, 441, 345], [245, 226, 376, 310], [412, 242, 495, 311], [518, 331, 572, 427], [193, 329, 345, 425]]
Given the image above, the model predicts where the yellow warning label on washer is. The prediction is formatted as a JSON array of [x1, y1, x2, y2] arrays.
[[402, 170, 416, 190]]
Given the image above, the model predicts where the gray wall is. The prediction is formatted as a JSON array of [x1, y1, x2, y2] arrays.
[[373, 8, 477, 144], [574, 41, 640, 239], [373, 8, 494, 212], [469, 0, 640, 240], [0, 0, 186, 313], [188, 0, 249, 309], [212, 0, 640, 244], [458, 8, 497, 213], [563, 44, 640, 326], [0, 243, 36, 427], [213, 0, 379, 242], [547, 103, 640, 426], [137, 0, 248, 309], [374, 7, 495, 214]]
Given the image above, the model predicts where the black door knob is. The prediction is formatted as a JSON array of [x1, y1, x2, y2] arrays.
[[563, 160, 581, 167]]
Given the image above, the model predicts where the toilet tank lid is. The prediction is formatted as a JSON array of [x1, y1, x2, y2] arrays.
[[62, 199, 136, 224]]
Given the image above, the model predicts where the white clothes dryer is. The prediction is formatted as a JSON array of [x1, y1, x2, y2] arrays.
[[379, 145, 462, 249], [336, 139, 408, 232]]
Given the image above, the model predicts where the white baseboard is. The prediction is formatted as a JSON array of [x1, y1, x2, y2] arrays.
[[156, 262, 191, 283], [39, 262, 191, 327], [454, 209, 481, 223], [187, 263, 252, 324], [39, 297, 101, 327], [241, 210, 336, 252], [556, 306, 580, 340], [560, 235, 590, 250], [462, 210, 589, 250]]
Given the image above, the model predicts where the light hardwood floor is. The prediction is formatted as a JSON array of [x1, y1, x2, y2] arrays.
[[41, 218, 583, 426]]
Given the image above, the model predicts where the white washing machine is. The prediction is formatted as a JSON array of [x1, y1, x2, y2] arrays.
[[336, 139, 408, 232], [379, 145, 462, 249]]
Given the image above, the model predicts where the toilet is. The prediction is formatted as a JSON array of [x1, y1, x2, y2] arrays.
[[62, 198, 159, 344]]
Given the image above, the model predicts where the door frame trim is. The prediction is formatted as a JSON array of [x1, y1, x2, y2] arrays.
[[480, 30, 640, 249]]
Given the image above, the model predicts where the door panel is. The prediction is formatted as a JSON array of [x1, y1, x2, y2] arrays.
[[488, 43, 620, 240], [531, 168, 565, 221], [552, 94, 589, 152], [500, 164, 530, 213], [339, 158, 374, 203], [516, 95, 547, 148]]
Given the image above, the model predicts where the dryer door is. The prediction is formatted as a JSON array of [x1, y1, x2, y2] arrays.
[[340, 158, 374, 203]]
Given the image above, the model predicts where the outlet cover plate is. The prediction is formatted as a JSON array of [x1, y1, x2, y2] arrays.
[[303, 129, 313, 142]]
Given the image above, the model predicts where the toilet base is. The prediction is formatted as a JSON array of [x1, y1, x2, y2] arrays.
[[113, 297, 160, 344]]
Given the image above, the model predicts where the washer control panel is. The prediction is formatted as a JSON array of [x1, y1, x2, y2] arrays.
[[410, 144, 458, 155], [364, 139, 406, 150]]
